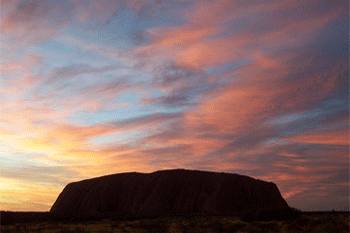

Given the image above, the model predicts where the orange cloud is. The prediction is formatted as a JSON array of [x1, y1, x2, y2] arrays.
[[285, 129, 349, 146], [1, 183, 62, 211], [2, 112, 181, 157]]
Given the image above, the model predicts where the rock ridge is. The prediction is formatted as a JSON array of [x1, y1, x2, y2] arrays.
[[50, 169, 290, 217]]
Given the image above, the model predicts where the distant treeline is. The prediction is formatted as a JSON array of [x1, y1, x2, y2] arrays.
[[303, 211, 349, 214], [1, 211, 121, 225], [0, 207, 316, 225], [1, 211, 53, 225], [1, 211, 238, 225]]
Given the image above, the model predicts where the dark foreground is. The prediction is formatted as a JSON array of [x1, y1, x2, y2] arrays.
[[1, 211, 349, 233]]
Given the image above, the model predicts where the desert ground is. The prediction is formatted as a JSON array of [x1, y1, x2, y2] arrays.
[[1, 212, 348, 233]]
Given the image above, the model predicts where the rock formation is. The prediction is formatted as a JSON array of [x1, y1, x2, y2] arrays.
[[50, 169, 290, 218]]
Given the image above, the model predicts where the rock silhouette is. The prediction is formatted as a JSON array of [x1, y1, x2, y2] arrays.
[[50, 169, 290, 218]]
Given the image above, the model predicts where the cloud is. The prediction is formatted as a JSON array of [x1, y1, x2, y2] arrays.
[[1, 0, 73, 46], [1, 111, 182, 157], [1, 164, 77, 188], [140, 62, 221, 108], [45, 63, 124, 84], [221, 141, 349, 210], [1, 186, 62, 211], [110, 112, 182, 130], [184, 45, 348, 138], [285, 129, 348, 146], [0, 157, 79, 211], [1, 0, 164, 47], [132, 0, 345, 69]]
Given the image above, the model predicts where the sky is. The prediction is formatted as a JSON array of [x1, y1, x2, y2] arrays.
[[0, 0, 348, 212]]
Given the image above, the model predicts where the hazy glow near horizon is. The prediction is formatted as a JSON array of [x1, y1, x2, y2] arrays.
[[0, 0, 348, 212]]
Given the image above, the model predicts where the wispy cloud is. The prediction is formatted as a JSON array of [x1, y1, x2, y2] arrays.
[[1, 0, 163, 47]]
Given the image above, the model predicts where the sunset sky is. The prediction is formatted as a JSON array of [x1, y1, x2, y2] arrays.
[[0, 0, 348, 212]]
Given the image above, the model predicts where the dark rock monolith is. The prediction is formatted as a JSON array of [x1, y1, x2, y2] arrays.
[[50, 169, 290, 218]]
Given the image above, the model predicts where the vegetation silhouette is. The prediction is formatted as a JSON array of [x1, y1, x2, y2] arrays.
[[1, 211, 349, 233]]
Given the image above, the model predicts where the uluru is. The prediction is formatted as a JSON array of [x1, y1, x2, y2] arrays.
[[50, 169, 290, 218]]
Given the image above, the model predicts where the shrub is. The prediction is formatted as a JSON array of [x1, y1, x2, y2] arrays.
[[58, 227, 87, 233], [133, 218, 169, 232], [306, 214, 349, 233], [241, 207, 302, 222]]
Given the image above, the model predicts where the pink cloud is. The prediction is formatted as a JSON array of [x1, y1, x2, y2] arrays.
[[285, 129, 349, 146], [132, 0, 344, 70]]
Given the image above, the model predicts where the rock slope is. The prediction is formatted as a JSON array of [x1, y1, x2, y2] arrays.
[[50, 169, 289, 217]]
